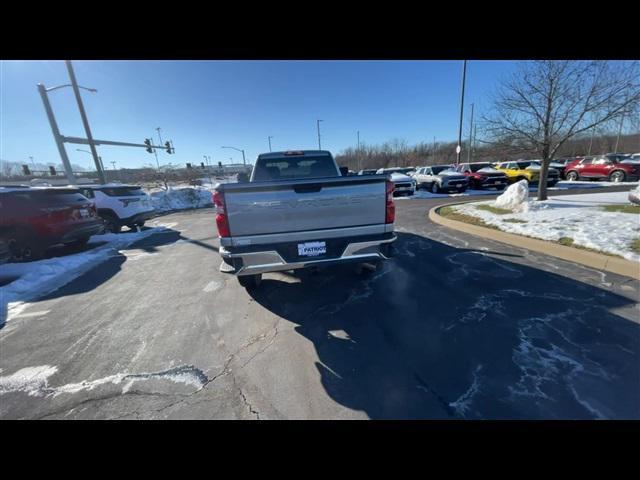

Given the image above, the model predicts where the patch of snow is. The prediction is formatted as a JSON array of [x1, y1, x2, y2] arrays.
[[452, 191, 640, 261], [0, 227, 166, 326], [494, 179, 529, 212], [150, 187, 214, 213], [0, 364, 208, 398], [449, 365, 483, 417], [629, 184, 640, 205], [0, 365, 58, 396]]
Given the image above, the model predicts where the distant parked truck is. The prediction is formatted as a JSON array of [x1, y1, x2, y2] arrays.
[[214, 150, 396, 288], [455, 162, 508, 190], [413, 165, 469, 193], [493, 160, 560, 186]]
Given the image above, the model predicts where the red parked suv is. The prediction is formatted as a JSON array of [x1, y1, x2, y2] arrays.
[[0, 186, 104, 261], [564, 156, 640, 182]]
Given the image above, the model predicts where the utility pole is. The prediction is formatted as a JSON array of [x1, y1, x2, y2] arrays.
[[433, 136, 436, 165], [588, 126, 595, 156], [614, 111, 625, 153], [467, 102, 474, 163], [357, 131, 360, 170], [317, 119, 323, 150], [472, 124, 477, 162], [268, 136, 273, 152], [66, 61, 105, 184], [37, 83, 76, 184], [456, 60, 467, 167]]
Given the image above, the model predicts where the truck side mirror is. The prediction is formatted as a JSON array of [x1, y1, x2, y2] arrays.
[[339, 166, 349, 176]]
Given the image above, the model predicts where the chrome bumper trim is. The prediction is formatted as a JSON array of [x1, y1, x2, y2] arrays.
[[220, 235, 396, 276]]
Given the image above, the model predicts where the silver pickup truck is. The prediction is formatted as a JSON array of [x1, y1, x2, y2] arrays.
[[214, 150, 397, 288]]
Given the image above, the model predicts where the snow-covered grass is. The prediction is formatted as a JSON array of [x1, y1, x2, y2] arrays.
[[145, 177, 238, 213], [0, 227, 168, 327], [448, 190, 640, 262], [149, 186, 214, 213]]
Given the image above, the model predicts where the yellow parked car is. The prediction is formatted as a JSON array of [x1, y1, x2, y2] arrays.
[[493, 160, 560, 186]]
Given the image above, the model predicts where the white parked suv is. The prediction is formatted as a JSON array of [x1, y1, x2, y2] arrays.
[[78, 184, 155, 233]]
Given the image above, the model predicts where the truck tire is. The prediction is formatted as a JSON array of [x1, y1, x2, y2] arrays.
[[238, 274, 262, 289]]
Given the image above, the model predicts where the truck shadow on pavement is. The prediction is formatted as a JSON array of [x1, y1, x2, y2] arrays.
[[248, 232, 640, 419]]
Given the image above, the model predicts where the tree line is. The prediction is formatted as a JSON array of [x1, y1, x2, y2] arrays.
[[335, 132, 640, 171]]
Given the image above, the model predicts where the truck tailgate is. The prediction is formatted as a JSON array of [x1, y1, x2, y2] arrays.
[[222, 176, 387, 237]]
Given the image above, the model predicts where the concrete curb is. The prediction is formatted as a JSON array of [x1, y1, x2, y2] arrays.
[[428, 204, 640, 280]]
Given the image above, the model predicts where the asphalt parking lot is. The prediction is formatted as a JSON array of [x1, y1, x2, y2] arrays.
[[1, 187, 638, 419]]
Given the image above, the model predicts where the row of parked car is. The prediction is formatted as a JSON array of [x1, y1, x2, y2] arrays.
[[355, 153, 640, 196], [0, 183, 156, 263]]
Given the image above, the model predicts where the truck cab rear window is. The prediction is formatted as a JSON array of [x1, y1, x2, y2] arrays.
[[252, 156, 338, 181]]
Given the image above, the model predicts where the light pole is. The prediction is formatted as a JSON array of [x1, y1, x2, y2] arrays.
[[156, 127, 163, 146], [357, 131, 360, 171], [29, 156, 36, 169], [467, 102, 474, 163], [268, 136, 273, 152], [65, 61, 105, 184], [456, 60, 468, 167], [317, 119, 323, 150], [76, 148, 105, 176], [37, 81, 97, 185], [221, 146, 246, 166], [433, 137, 436, 165]]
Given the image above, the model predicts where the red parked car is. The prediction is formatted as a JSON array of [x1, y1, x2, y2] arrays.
[[0, 186, 104, 261], [564, 156, 640, 182]]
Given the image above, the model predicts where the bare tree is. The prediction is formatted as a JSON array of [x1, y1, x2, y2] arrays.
[[483, 60, 640, 200]]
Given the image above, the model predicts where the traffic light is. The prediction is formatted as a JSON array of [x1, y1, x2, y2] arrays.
[[186, 163, 192, 169], [49, 166, 57, 176], [22, 164, 31, 175], [144, 138, 153, 154], [218, 161, 222, 168], [201, 162, 205, 169], [165, 141, 174, 154]]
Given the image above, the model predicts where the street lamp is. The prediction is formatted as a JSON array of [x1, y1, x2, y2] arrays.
[[76, 148, 105, 172], [221, 146, 246, 165], [268, 136, 274, 152], [317, 120, 323, 150], [37, 62, 104, 184], [456, 60, 468, 167]]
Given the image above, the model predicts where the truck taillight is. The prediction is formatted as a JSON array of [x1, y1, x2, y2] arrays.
[[385, 180, 395, 224], [213, 190, 230, 237]]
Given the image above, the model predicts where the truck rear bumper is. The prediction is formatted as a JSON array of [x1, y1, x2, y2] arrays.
[[220, 233, 396, 276]]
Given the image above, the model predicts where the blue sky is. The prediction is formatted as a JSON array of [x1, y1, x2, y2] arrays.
[[1, 60, 517, 170]]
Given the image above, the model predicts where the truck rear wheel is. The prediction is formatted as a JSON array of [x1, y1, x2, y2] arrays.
[[238, 274, 262, 289]]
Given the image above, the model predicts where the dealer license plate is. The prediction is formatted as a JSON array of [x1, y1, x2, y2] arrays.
[[297, 241, 326, 257]]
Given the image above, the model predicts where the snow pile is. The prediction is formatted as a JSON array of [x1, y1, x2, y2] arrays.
[[494, 180, 530, 212], [150, 187, 213, 213], [452, 191, 640, 261], [0, 227, 166, 326], [629, 184, 640, 205]]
